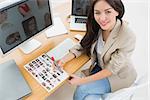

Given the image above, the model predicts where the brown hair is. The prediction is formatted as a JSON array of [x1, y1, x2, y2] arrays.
[[80, 0, 125, 55]]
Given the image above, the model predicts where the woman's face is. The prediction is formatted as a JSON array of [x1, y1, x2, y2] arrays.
[[94, 0, 119, 31], [28, 19, 36, 32]]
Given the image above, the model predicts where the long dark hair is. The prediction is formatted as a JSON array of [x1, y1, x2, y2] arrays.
[[80, 0, 125, 55]]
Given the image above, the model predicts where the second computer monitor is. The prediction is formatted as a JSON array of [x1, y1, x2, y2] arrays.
[[72, 0, 91, 16]]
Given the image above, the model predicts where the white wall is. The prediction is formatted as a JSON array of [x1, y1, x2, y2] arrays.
[[122, 0, 148, 99], [122, 0, 148, 76]]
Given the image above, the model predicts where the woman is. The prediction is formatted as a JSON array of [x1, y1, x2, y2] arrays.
[[58, 0, 137, 100]]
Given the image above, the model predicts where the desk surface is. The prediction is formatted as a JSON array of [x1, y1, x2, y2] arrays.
[[0, 1, 89, 100]]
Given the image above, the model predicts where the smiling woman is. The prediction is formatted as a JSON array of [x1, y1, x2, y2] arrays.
[[94, 1, 119, 32], [56, 0, 138, 100]]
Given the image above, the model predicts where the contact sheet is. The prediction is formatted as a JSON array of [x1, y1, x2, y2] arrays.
[[24, 54, 69, 92]]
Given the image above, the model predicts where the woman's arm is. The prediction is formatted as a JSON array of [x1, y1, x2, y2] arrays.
[[83, 69, 112, 83], [58, 52, 75, 66], [58, 43, 84, 66], [68, 69, 112, 85]]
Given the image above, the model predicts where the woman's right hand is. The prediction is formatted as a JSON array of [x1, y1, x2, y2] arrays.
[[57, 59, 66, 68], [57, 52, 76, 68]]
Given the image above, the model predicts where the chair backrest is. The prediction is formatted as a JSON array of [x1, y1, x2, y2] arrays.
[[102, 74, 148, 100]]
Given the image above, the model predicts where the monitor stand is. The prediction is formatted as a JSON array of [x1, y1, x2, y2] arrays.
[[19, 39, 41, 54]]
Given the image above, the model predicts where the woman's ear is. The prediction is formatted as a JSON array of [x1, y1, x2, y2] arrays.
[[116, 11, 119, 17]]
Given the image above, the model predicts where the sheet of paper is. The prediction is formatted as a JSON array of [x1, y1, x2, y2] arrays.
[[45, 17, 68, 38], [24, 54, 69, 92]]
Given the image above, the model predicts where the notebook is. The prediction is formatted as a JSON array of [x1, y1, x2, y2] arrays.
[[70, 0, 91, 31], [24, 53, 69, 92], [0, 60, 31, 100]]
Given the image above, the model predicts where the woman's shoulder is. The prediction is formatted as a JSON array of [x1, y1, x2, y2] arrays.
[[119, 20, 136, 40]]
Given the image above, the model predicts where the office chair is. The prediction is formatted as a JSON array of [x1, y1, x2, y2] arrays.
[[101, 74, 148, 100], [83, 74, 147, 100], [77, 60, 148, 100]]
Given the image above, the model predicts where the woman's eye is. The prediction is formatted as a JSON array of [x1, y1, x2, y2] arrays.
[[94, 12, 100, 15], [106, 11, 111, 14]]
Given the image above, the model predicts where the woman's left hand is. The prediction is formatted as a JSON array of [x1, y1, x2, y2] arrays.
[[68, 75, 83, 85]]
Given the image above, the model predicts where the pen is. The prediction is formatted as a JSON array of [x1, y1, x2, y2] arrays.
[[51, 57, 63, 73]]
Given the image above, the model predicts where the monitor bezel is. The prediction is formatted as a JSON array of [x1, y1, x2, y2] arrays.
[[0, 0, 53, 54]]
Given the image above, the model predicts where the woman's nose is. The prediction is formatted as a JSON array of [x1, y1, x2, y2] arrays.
[[99, 13, 107, 22]]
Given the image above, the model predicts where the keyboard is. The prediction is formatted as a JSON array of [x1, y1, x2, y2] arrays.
[[24, 53, 69, 92], [46, 38, 76, 61], [75, 18, 87, 23]]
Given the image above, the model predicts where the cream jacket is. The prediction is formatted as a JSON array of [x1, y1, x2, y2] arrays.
[[69, 20, 137, 92]]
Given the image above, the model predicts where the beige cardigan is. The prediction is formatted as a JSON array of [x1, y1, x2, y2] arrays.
[[69, 20, 137, 92]]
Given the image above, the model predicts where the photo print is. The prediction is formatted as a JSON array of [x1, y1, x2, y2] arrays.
[[5, 32, 22, 45], [44, 12, 52, 27], [22, 16, 38, 38], [36, 0, 47, 8], [0, 10, 7, 24], [18, 3, 30, 17]]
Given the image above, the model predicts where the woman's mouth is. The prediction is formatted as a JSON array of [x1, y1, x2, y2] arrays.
[[100, 22, 108, 27]]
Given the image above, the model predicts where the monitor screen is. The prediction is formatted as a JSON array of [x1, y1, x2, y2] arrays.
[[0, 0, 52, 54], [72, 0, 91, 16]]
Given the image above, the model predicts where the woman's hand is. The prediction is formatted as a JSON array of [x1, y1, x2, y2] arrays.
[[68, 75, 83, 85], [50, 58, 65, 70], [57, 52, 75, 67], [57, 59, 66, 67], [51, 61, 56, 71]]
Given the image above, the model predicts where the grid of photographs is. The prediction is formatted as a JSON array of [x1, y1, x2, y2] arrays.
[[24, 54, 69, 92]]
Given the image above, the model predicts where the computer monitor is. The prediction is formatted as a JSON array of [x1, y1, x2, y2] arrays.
[[72, 0, 91, 16], [0, 0, 53, 54]]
